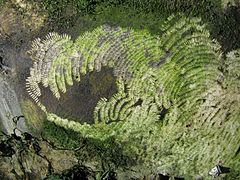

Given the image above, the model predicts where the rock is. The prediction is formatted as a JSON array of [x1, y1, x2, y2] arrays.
[[0, 132, 79, 179], [0, 77, 28, 135]]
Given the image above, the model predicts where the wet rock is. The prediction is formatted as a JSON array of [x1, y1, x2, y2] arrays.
[[0, 77, 28, 135]]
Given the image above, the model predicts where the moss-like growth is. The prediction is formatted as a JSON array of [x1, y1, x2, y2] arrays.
[[20, 99, 46, 134], [25, 14, 240, 179]]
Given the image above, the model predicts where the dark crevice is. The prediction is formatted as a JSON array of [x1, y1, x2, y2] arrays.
[[159, 106, 169, 121], [174, 177, 184, 180], [158, 173, 170, 179], [0, 142, 15, 157], [0, 56, 4, 69], [39, 67, 118, 124], [131, 98, 143, 107]]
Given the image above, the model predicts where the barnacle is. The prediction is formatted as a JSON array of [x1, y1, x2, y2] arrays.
[[26, 15, 240, 177]]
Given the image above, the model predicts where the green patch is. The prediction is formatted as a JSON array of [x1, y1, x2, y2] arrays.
[[25, 14, 240, 178], [38, 0, 240, 52], [42, 120, 134, 175], [42, 0, 91, 28], [20, 99, 46, 134], [42, 120, 83, 149], [0, 0, 5, 6], [18, 0, 240, 178]]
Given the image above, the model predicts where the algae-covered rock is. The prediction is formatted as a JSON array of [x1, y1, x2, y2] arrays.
[[20, 99, 45, 134]]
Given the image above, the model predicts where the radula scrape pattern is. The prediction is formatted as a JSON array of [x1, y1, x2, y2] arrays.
[[26, 15, 240, 178]]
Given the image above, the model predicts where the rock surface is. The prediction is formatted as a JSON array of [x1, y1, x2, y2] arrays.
[[0, 132, 79, 179], [0, 76, 27, 134]]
